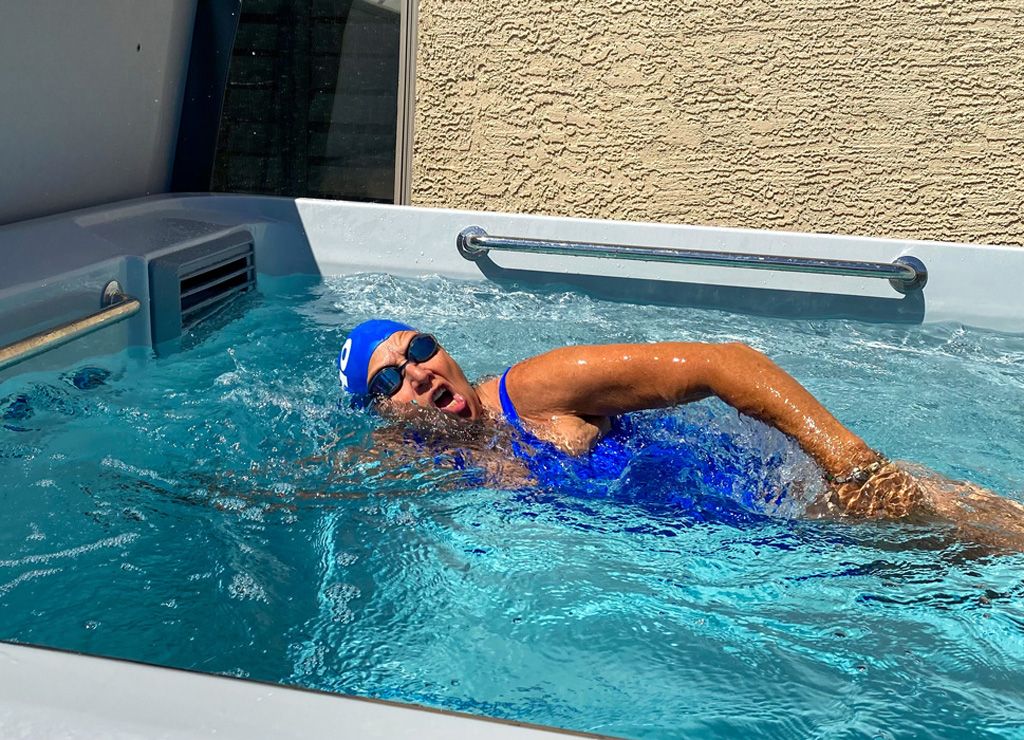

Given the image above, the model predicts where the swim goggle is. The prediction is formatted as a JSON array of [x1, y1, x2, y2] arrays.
[[367, 333, 440, 398]]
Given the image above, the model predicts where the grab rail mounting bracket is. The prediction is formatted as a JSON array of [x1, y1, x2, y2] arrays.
[[456, 226, 489, 262], [102, 280, 128, 306], [889, 256, 927, 294]]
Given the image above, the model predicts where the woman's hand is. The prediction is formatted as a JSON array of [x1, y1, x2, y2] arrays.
[[914, 467, 1024, 551], [824, 459, 924, 519], [821, 459, 1024, 552]]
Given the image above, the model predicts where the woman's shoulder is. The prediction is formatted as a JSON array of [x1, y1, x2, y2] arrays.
[[473, 374, 504, 420]]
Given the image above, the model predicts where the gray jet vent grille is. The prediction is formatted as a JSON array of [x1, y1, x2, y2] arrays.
[[179, 245, 255, 327], [150, 231, 256, 352]]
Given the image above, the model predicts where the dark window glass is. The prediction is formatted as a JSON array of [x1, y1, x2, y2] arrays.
[[212, 0, 401, 202]]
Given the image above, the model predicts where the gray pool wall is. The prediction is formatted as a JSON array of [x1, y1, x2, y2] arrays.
[[0, 193, 1020, 385], [1, 191, 1022, 735]]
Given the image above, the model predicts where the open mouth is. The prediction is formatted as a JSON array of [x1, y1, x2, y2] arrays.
[[431, 385, 471, 418]]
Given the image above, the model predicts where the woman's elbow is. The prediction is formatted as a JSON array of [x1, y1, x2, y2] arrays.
[[716, 341, 764, 362], [711, 342, 780, 379]]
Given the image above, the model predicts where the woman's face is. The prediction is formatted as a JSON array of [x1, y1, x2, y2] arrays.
[[366, 331, 482, 420]]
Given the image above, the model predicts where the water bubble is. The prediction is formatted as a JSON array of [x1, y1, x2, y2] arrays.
[[292, 643, 328, 677], [335, 552, 359, 566], [325, 583, 360, 602], [228, 573, 268, 602], [331, 606, 355, 623]]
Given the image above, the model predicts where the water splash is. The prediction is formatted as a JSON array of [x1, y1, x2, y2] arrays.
[[0, 273, 1022, 737]]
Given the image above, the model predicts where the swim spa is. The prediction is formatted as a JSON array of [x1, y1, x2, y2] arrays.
[[1, 195, 1024, 738]]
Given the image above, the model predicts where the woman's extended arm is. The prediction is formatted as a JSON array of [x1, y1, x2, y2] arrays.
[[503, 341, 1024, 550], [505, 341, 880, 479]]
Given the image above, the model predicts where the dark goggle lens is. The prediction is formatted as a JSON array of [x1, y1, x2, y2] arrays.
[[366, 334, 439, 398], [368, 366, 403, 397], [407, 333, 438, 362]]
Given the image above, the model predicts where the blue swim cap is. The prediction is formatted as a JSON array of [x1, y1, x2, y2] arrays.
[[338, 319, 414, 395]]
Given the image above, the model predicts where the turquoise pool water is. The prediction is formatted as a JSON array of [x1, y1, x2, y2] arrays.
[[1, 274, 1023, 738]]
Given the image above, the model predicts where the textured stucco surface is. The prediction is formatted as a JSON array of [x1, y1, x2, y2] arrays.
[[412, 0, 1024, 246]]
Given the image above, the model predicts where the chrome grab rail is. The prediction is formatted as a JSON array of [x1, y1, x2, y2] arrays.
[[0, 281, 141, 372], [457, 226, 928, 293]]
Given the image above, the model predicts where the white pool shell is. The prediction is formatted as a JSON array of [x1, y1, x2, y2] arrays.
[[1, 194, 1022, 737]]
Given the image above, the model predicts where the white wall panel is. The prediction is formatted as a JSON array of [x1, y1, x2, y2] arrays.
[[0, 1, 197, 226]]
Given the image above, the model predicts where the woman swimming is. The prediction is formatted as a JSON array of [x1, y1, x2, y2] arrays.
[[338, 319, 1024, 550]]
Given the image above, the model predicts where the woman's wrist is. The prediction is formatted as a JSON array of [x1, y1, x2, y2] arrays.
[[825, 449, 890, 485], [827, 457, 924, 519]]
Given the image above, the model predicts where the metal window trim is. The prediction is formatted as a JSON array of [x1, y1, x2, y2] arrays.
[[394, 0, 418, 205]]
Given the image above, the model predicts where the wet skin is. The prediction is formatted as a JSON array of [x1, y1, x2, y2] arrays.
[[367, 331, 878, 474], [366, 330, 1024, 550], [366, 331, 487, 421]]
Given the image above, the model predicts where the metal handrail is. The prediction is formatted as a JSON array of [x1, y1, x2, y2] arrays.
[[0, 283, 140, 372], [457, 226, 928, 293]]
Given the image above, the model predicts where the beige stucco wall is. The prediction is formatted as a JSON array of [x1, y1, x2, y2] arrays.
[[412, 0, 1024, 246]]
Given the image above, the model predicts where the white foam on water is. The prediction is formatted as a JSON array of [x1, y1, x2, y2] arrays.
[[0, 533, 139, 568]]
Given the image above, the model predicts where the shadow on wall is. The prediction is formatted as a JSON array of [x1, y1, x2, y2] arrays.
[[475, 258, 926, 324]]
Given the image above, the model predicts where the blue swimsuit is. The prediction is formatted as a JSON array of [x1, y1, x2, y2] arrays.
[[497, 369, 790, 523]]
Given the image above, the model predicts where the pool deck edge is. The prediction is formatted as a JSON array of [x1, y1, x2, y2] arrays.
[[0, 641, 614, 739]]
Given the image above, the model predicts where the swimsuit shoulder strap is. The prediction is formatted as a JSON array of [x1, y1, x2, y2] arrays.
[[498, 367, 525, 432], [498, 367, 548, 457]]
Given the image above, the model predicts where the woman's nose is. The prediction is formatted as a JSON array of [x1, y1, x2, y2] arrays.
[[404, 361, 432, 389]]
